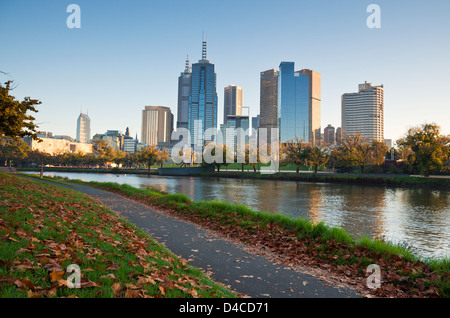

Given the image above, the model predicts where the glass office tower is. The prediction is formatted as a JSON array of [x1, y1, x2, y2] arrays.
[[278, 62, 310, 143], [188, 40, 218, 147], [278, 62, 321, 145]]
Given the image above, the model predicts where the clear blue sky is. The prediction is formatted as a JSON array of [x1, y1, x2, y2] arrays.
[[1, 0, 449, 143]]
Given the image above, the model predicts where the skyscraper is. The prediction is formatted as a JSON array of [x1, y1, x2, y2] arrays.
[[277, 62, 321, 145], [188, 39, 218, 147], [141, 106, 173, 146], [177, 55, 191, 130], [259, 69, 279, 144], [341, 82, 384, 142], [76, 112, 90, 143], [298, 69, 321, 146], [224, 85, 243, 123]]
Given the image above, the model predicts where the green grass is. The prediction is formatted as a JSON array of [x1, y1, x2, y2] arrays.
[[0, 173, 237, 298]]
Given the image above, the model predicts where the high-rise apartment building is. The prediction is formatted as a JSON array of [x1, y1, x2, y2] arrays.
[[259, 69, 279, 144], [188, 40, 218, 147], [76, 112, 90, 143], [141, 106, 173, 146], [224, 85, 243, 123], [177, 55, 192, 130], [341, 82, 384, 142], [277, 62, 321, 145]]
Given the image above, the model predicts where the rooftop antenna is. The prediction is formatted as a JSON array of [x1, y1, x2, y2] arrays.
[[185, 54, 191, 73], [202, 30, 207, 61]]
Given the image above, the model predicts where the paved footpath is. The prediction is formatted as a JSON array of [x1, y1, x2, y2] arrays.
[[21, 176, 361, 298]]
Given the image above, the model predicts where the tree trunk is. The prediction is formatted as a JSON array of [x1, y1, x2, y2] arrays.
[[296, 164, 300, 173]]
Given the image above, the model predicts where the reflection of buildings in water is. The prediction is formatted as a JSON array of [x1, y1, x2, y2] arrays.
[[324, 185, 387, 240], [304, 184, 323, 224], [390, 188, 450, 257], [254, 180, 285, 214], [175, 177, 198, 201]]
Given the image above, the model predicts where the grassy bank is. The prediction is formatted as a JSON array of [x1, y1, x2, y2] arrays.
[[200, 171, 450, 189], [0, 173, 237, 298], [41, 176, 450, 298]]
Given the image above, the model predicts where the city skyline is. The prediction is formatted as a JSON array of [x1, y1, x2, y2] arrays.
[[1, 0, 450, 143]]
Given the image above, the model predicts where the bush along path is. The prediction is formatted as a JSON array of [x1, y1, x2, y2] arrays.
[[52, 177, 449, 298], [0, 173, 238, 298]]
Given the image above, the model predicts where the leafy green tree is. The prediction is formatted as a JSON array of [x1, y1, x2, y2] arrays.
[[396, 123, 450, 176], [0, 81, 41, 142], [0, 138, 29, 166]]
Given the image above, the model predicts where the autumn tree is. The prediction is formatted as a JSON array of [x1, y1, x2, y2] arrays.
[[137, 146, 159, 172], [396, 123, 450, 176], [156, 148, 170, 168], [370, 140, 389, 166], [304, 145, 329, 173], [93, 139, 115, 166], [281, 137, 308, 173]]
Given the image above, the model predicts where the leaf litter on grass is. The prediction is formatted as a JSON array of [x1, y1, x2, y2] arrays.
[[0, 173, 237, 298]]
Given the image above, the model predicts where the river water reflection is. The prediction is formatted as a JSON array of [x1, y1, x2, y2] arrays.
[[25, 171, 450, 259]]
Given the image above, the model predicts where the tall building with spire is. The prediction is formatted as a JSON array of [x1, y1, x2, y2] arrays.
[[188, 38, 218, 147], [177, 55, 191, 130], [76, 112, 90, 143]]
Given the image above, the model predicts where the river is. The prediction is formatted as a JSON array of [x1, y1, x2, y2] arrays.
[[23, 171, 450, 259]]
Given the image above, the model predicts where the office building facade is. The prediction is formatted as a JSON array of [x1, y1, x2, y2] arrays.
[[277, 62, 321, 145], [341, 82, 384, 142], [324, 124, 335, 144], [259, 69, 279, 144], [224, 85, 243, 123], [141, 106, 173, 146]]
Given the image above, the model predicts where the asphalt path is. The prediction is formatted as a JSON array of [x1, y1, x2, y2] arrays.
[[19, 175, 361, 299]]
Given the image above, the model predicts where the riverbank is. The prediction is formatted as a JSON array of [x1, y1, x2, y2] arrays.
[[0, 172, 237, 298], [27, 174, 450, 298], [18, 167, 450, 189], [199, 171, 450, 189]]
